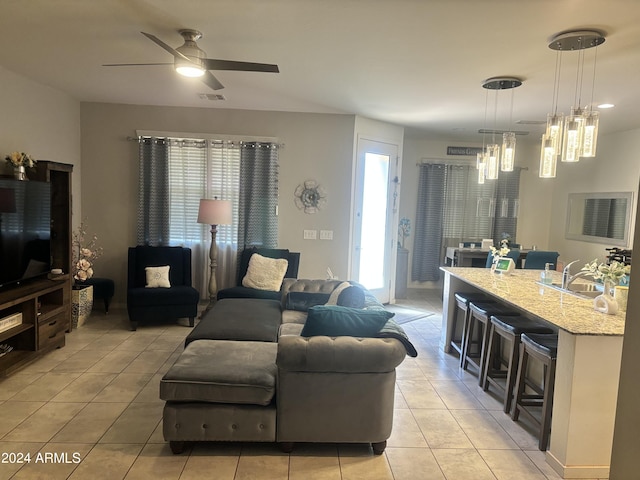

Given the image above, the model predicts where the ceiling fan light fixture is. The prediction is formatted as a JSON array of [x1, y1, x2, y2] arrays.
[[175, 62, 205, 77]]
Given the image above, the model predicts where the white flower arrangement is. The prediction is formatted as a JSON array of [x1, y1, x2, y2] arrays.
[[72, 222, 103, 282], [5, 151, 36, 168], [490, 239, 510, 263], [582, 259, 630, 285]]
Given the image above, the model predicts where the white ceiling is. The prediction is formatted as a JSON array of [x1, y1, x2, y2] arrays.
[[1, 0, 639, 143]]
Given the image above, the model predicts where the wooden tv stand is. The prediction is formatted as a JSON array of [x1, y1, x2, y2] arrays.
[[0, 276, 71, 376]]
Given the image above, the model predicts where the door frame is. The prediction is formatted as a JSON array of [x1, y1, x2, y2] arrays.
[[349, 135, 401, 303]]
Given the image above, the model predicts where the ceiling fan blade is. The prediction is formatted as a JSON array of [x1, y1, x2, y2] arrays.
[[204, 58, 279, 73], [201, 71, 224, 90], [102, 63, 173, 67], [141, 31, 191, 62]]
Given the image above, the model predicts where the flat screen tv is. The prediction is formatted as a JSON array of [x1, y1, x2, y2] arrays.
[[0, 178, 51, 288]]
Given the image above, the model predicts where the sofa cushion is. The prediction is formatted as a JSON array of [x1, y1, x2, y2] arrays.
[[160, 340, 277, 406], [242, 253, 289, 291], [217, 286, 281, 301], [285, 292, 331, 311], [128, 285, 199, 307], [186, 298, 282, 344], [301, 305, 394, 338]]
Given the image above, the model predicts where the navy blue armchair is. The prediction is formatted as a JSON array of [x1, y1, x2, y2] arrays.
[[127, 246, 199, 331], [216, 247, 300, 301]]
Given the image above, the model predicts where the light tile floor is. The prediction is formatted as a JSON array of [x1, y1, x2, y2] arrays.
[[0, 290, 604, 479]]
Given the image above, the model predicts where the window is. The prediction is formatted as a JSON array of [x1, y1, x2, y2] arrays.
[[167, 140, 239, 246], [137, 133, 279, 294]]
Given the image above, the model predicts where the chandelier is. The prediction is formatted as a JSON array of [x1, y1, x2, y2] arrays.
[[539, 30, 605, 178], [477, 77, 522, 183]]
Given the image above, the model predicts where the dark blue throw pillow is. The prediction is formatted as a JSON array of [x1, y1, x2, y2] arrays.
[[336, 285, 366, 309], [285, 292, 331, 312], [301, 305, 394, 337]]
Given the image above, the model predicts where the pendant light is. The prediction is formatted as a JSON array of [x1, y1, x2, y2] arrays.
[[477, 86, 489, 184], [539, 134, 557, 178], [545, 29, 605, 166], [481, 77, 522, 180]]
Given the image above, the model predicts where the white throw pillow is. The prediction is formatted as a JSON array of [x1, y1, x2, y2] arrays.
[[242, 253, 289, 291], [325, 281, 351, 305], [145, 265, 171, 288]]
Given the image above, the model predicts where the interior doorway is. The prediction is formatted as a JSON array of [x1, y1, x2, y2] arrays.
[[351, 138, 399, 303]]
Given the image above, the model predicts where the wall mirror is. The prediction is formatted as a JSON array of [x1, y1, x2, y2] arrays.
[[565, 192, 633, 246]]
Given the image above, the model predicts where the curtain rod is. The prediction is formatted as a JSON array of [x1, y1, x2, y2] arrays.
[[126, 136, 284, 148], [416, 158, 528, 170]]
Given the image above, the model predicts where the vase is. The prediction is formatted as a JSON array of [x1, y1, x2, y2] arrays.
[[13, 166, 27, 181], [71, 285, 93, 328], [593, 279, 618, 315], [614, 285, 629, 312]]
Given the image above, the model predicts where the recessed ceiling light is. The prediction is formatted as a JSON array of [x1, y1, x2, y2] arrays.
[[597, 103, 615, 109]]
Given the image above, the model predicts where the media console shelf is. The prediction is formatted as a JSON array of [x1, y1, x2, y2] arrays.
[[0, 161, 73, 376], [0, 276, 70, 376]]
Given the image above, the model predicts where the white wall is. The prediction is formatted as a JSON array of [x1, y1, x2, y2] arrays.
[[0, 67, 81, 223], [80, 102, 363, 304], [545, 128, 640, 267]]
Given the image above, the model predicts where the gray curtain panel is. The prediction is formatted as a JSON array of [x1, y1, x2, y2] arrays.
[[137, 137, 170, 246], [411, 163, 521, 281], [412, 164, 446, 282], [491, 168, 521, 245], [238, 142, 279, 249]]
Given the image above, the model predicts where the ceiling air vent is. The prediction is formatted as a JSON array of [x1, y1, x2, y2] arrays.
[[478, 129, 529, 136], [198, 93, 226, 101]]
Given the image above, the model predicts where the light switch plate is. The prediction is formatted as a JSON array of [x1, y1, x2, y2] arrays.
[[320, 230, 333, 240], [303, 229, 317, 240]]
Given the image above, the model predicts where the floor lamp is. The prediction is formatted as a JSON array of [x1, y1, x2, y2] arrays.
[[197, 198, 232, 312]]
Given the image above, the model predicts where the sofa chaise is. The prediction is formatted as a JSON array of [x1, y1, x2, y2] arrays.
[[160, 278, 417, 454]]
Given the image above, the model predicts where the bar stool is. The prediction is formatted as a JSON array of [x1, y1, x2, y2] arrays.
[[512, 332, 558, 451], [451, 292, 494, 363], [461, 302, 520, 383], [481, 316, 555, 414]]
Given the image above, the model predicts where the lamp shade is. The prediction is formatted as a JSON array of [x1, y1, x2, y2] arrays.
[[197, 199, 232, 225]]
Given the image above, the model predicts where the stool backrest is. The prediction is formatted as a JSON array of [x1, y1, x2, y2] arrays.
[[524, 251, 559, 270]]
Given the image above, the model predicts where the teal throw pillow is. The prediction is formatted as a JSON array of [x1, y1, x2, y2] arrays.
[[301, 305, 394, 337]]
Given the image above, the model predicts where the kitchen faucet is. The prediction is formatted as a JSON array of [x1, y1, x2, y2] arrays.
[[561, 259, 595, 290]]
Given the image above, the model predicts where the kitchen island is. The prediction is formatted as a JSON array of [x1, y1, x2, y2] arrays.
[[441, 267, 625, 479]]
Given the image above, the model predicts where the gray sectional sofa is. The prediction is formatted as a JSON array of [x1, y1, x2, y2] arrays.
[[160, 279, 416, 455]]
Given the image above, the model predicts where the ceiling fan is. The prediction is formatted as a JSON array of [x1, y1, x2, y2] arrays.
[[103, 29, 279, 90]]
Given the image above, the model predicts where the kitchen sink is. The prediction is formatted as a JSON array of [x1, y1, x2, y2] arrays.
[[537, 281, 603, 299]]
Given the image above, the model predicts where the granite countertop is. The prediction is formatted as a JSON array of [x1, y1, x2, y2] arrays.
[[441, 267, 626, 336]]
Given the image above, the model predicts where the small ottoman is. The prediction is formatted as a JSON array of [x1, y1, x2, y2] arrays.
[[160, 339, 278, 453], [83, 277, 115, 313]]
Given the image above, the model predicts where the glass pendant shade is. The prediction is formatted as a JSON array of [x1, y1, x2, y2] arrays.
[[485, 144, 500, 180], [478, 161, 486, 184], [545, 113, 564, 154], [501, 132, 516, 171], [476, 152, 484, 169], [539, 134, 557, 178], [581, 110, 599, 157], [561, 108, 585, 163]]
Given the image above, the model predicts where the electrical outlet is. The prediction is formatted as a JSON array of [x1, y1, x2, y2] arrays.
[[320, 230, 333, 240], [303, 229, 317, 240]]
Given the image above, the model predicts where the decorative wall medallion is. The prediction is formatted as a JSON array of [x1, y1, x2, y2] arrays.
[[294, 180, 327, 214]]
